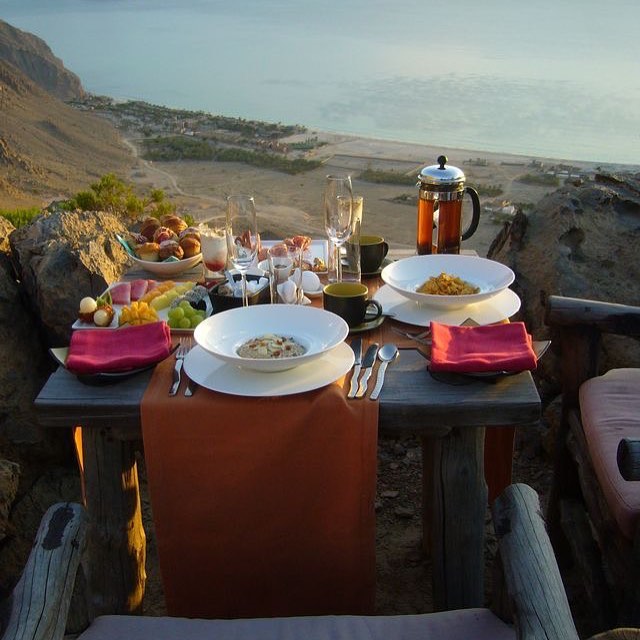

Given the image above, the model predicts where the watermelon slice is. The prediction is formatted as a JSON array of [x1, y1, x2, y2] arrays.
[[130, 279, 150, 301], [109, 281, 131, 305]]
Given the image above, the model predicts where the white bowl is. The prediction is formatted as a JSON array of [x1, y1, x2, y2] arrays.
[[130, 252, 202, 276], [381, 254, 515, 309], [194, 305, 349, 372]]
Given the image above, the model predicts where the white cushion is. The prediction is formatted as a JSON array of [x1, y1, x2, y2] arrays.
[[78, 609, 514, 640]]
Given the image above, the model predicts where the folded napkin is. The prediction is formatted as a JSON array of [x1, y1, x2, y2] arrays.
[[66, 321, 172, 374], [429, 321, 537, 373]]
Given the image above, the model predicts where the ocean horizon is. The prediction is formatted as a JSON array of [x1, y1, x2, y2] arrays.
[[1, 0, 639, 166]]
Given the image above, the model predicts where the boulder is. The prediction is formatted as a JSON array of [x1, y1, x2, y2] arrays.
[[0, 216, 51, 446], [0, 458, 19, 542], [488, 171, 640, 390], [9, 207, 132, 345]]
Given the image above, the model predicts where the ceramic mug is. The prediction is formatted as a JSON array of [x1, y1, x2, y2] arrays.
[[322, 282, 383, 327], [360, 234, 389, 274]]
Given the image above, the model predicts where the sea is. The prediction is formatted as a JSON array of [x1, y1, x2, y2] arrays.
[[1, 0, 639, 166]]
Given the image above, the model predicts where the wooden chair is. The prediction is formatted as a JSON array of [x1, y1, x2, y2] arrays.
[[4, 483, 628, 640], [545, 294, 640, 629]]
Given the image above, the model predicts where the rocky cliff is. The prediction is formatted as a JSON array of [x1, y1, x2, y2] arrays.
[[0, 19, 84, 101], [0, 21, 133, 209]]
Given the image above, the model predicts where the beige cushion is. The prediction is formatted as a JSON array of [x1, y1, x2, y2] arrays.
[[78, 609, 514, 640], [580, 368, 640, 540]]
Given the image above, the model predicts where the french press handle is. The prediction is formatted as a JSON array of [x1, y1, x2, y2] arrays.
[[461, 186, 481, 241]]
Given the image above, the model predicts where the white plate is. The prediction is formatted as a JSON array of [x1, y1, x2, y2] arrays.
[[184, 342, 354, 397], [374, 284, 521, 327], [261, 239, 328, 274], [193, 304, 349, 372], [129, 252, 202, 276], [381, 254, 514, 309]]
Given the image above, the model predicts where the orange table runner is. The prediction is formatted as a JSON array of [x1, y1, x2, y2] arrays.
[[141, 355, 378, 619]]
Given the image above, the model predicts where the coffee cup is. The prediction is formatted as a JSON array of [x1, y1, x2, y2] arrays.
[[322, 282, 383, 327], [360, 235, 389, 274]]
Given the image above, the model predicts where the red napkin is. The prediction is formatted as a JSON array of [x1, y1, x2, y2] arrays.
[[429, 321, 537, 373], [66, 321, 173, 374]]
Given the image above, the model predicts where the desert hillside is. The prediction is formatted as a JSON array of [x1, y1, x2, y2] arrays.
[[0, 19, 134, 210], [0, 59, 133, 209]]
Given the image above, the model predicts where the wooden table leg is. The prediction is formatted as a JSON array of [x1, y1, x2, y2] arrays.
[[484, 426, 515, 504], [425, 427, 487, 610], [81, 427, 146, 616]]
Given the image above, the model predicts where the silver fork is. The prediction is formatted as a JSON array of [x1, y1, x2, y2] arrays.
[[183, 337, 197, 397], [390, 327, 432, 345], [169, 338, 189, 396]]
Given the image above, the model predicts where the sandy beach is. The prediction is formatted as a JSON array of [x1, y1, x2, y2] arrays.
[[124, 129, 614, 258]]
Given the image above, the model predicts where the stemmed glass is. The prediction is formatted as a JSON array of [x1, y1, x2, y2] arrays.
[[200, 217, 227, 282], [225, 195, 258, 307], [323, 175, 353, 283]]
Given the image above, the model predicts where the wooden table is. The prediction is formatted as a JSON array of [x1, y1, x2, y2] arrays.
[[36, 316, 540, 617]]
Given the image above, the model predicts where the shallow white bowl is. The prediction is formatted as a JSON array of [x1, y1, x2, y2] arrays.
[[381, 254, 515, 309], [129, 252, 202, 276], [194, 305, 349, 372]]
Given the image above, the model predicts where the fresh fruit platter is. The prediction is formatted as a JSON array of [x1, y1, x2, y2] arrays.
[[73, 278, 211, 332]]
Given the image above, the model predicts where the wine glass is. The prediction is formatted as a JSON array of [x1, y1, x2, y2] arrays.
[[225, 195, 258, 307], [323, 175, 353, 283]]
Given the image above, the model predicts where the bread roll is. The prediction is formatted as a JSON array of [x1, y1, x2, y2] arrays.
[[161, 214, 188, 235], [158, 239, 184, 260], [140, 217, 161, 241], [135, 242, 160, 262], [180, 235, 201, 258]]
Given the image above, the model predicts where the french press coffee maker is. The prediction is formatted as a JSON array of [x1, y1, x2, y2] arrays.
[[416, 155, 481, 254]]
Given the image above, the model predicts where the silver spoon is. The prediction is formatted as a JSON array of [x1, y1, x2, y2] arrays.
[[369, 343, 399, 400]]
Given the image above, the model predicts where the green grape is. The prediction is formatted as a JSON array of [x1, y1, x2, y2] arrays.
[[167, 317, 180, 329], [190, 315, 203, 328], [179, 300, 192, 310], [167, 307, 185, 321], [178, 317, 191, 329], [183, 305, 196, 318]]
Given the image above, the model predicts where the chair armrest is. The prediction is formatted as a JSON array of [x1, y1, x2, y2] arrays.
[[1, 502, 87, 640], [544, 295, 640, 414], [545, 295, 640, 336], [492, 484, 579, 640]]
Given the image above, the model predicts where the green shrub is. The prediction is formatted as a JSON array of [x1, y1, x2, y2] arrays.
[[516, 173, 560, 187], [359, 168, 417, 186], [0, 207, 42, 228], [143, 136, 215, 161], [475, 184, 504, 197], [64, 173, 176, 219]]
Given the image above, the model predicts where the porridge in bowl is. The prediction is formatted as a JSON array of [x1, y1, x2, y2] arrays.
[[237, 334, 307, 359]]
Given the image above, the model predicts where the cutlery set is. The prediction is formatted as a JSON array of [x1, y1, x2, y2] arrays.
[[169, 337, 197, 396], [347, 339, 398, 400]]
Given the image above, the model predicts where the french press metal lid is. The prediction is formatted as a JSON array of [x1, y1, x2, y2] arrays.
[[418, 155, 466, 195]]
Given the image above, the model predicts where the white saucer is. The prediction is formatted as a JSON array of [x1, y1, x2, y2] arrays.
[[184, 341, 354, 397], [374, 285, 521, 327]]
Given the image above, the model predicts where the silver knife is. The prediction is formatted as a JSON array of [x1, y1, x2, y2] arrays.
[[347, 338, 363, 398], [169, 358, 183, 396], [355, 343, 379, 398]]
